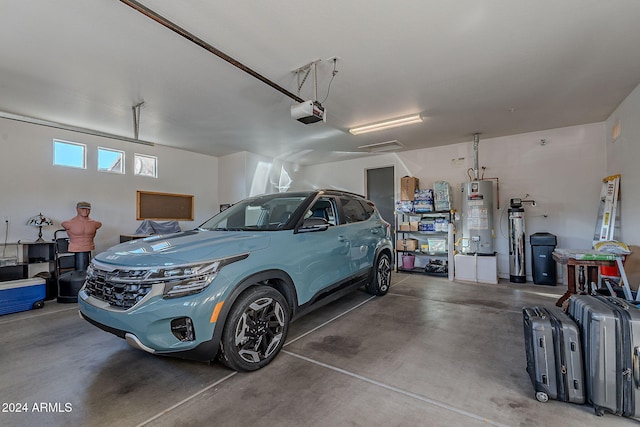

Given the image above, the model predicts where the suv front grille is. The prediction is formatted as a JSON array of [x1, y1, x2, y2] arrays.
[[84, 266, 154, 309]]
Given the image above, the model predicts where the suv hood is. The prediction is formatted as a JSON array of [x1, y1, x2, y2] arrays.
[[94, 230, 271, 267]]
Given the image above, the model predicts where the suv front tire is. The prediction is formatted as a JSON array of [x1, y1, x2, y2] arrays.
[[219, 286, 290, 371]]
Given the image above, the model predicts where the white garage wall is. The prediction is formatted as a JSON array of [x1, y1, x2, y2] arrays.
[[218, 151, 304, 205], [301, 123, 607, 280], [606, 83, 640, 243], [218, 152, 249, 206], [0, 118, 218, 254], [6, 79, 640, 283]]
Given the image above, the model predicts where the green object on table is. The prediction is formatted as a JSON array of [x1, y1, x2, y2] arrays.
[[554, 248, 620, 261]]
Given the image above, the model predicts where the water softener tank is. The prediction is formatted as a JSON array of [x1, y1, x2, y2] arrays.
[[508, 198, 526, 283], [460, 180, 494, 255]]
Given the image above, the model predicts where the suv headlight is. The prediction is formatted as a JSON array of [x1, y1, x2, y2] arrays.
[[160, 254, 248, 298]]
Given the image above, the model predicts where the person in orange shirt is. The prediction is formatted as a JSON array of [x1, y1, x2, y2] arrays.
[[61, 201, 102, 270]]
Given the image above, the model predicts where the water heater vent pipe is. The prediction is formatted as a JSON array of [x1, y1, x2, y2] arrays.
[[473, 133, 480, 180]]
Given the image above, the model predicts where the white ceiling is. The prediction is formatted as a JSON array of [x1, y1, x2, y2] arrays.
[[2, 0, 640, 165]]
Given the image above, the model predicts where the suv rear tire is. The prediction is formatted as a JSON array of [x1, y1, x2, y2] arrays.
[[366, 252, 392, 296], [219, 286, 290, 371]]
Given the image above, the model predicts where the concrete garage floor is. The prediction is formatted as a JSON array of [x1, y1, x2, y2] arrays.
[[1, 273, 637, 427]]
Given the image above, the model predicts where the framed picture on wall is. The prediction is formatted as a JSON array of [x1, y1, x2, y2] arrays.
[[136, 190, 194, 220]]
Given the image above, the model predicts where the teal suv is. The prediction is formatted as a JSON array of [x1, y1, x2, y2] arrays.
[[78, 190, 393, 371]]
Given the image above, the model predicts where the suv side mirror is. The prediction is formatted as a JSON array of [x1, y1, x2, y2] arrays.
[[297, 217, 330, 233]]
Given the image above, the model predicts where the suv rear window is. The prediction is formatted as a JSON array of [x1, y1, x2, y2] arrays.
[[340, 197, 368, 223]]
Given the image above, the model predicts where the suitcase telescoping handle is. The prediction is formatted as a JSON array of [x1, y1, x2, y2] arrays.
[[522, 307, 544, 325], [606, 296, 630, 310], [635, 347, 640, 389], [605, 297, 640, 389]]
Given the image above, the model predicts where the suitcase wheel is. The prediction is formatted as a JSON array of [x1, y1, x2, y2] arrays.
[[32, 300, 45, 310], [535, 391, 549, 403], [594, 407, 605, 417]]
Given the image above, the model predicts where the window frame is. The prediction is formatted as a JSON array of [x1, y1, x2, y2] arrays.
[[134, 153, 158, 178], [97, 147, 125, 174], [53, 139, 86, 169], [305, 197, 338, 226]]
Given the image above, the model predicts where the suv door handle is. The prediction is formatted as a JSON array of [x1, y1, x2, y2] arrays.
[[338, 235, 347, 242]]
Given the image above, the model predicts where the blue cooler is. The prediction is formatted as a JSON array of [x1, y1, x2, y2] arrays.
[[0, 278, 46, 315]]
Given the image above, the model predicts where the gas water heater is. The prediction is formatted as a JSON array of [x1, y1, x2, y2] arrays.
[[460, 133, 495, 255], [508, 198, 526, 283], [460, 180, 494, 254]]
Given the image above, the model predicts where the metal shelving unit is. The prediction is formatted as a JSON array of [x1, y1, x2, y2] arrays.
[[395, 210, 454, 276]]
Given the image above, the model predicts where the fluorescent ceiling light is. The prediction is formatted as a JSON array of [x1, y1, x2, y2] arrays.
[[349, 114, 423, 135]]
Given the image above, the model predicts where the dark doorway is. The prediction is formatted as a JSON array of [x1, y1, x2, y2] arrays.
[[366, 166, 395, 226]]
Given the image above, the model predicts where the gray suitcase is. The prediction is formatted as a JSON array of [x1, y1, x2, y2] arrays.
[[568, 295, 640, 416], [522, 306, 585, 404]]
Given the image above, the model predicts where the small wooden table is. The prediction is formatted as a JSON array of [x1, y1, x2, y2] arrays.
[[553, 249, 620, 307]]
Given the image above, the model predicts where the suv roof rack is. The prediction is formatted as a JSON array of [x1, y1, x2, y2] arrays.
[[318, 189, 366, 199]]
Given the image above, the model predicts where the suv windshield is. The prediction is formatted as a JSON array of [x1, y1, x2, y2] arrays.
[[199, 194, 308, 231]]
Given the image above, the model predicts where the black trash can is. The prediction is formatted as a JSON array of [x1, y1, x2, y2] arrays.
[[530, 232, 557, 285]]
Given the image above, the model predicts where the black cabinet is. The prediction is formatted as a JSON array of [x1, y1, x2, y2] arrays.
[[0, 264, 28, 281], [25, 242, 55, 263], [0, 242, 55, 280]]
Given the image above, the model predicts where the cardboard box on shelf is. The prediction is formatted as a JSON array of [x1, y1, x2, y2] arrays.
[[400, 176, 419, 201], [399, 222, 419, 231], [396, 238, 418, 251]]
